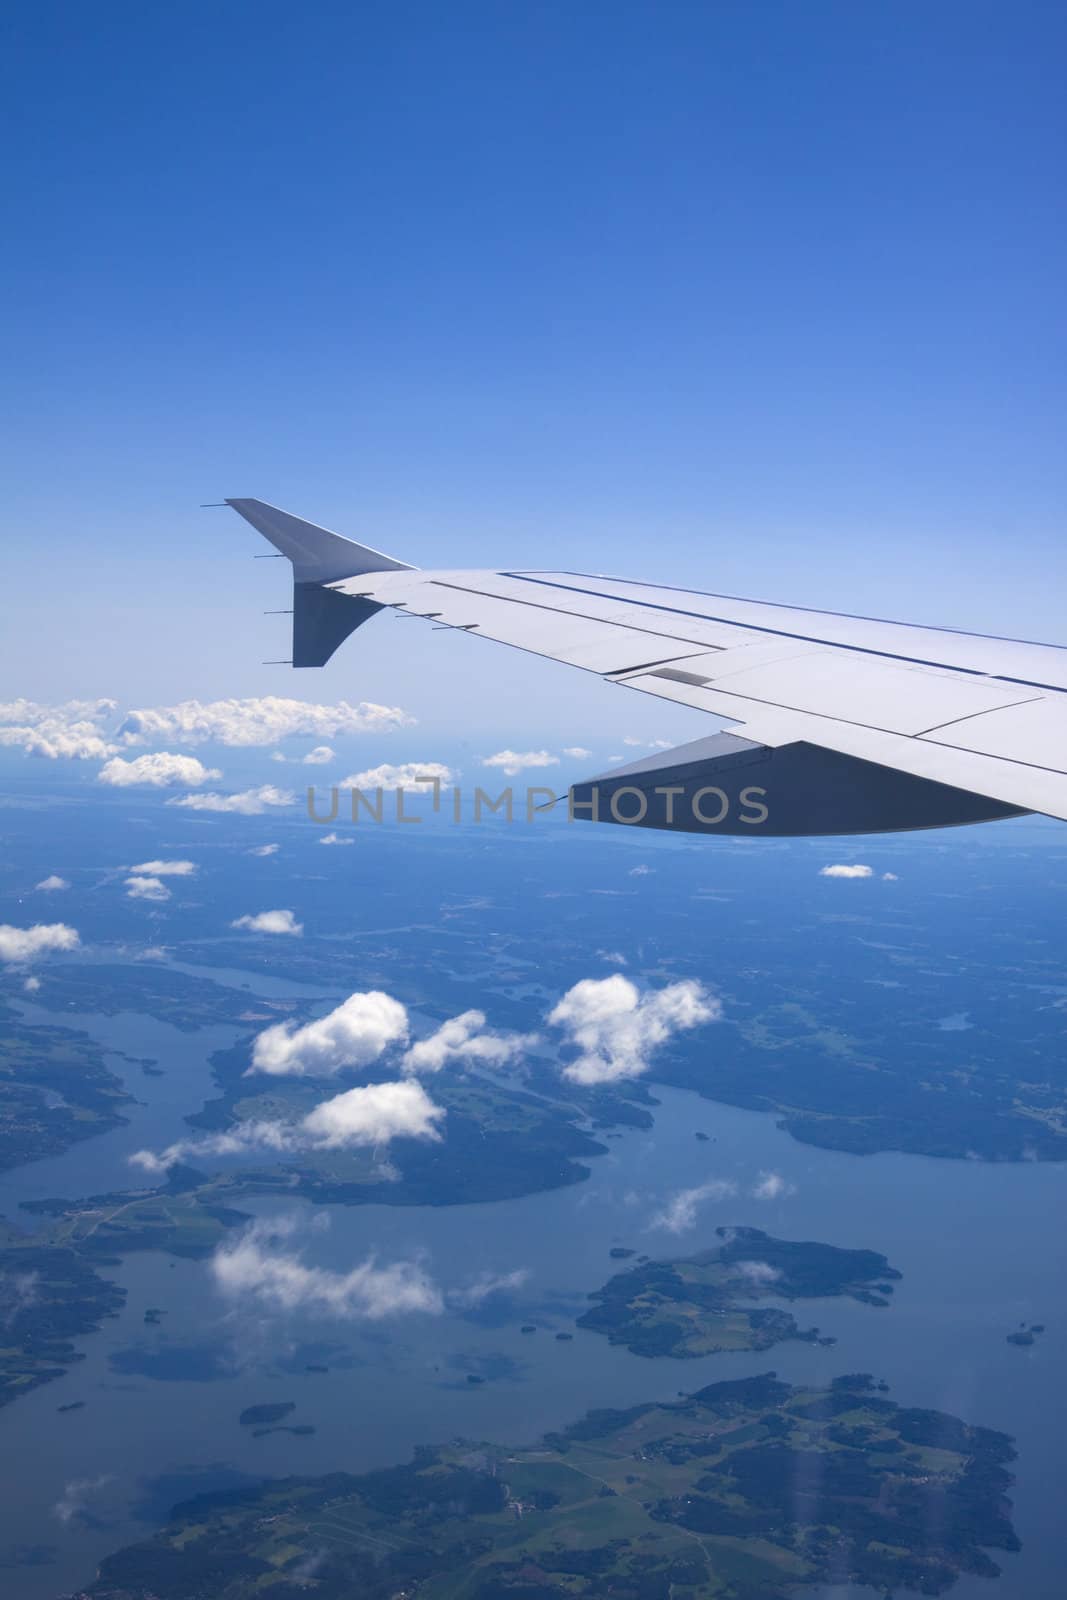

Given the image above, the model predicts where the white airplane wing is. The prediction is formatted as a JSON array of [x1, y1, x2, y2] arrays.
[[226, 498, 1067, 837]]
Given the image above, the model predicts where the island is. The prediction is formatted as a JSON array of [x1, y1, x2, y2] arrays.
[[0, 1232, 125, 1409], [69, 1372, 1019, 1598], [577, 1226, 901, 1358], [0, 1004, 133, 1173]]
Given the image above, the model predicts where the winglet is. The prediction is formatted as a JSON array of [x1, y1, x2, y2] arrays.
[[226, 498, 414, 666], [225, 498, 414, 584]]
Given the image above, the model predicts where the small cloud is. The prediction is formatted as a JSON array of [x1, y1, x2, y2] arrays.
[[319, 831, 355, 847], [248, 843, 279, 857], [53, 1475, 113, 1527], [231, 909, 303, 936], [751, 1170, 795, 1201], [734, 1259, 782, 1286], [340, 762, 454, 792], [303, 745, 335, 765], [882, 871, 899, 881], [549, 974, 720, 1086], [819, 863, 873, 879], [597, 950, 628, 965], [210, 1219, 443, 1321], [23, 975, 41, 993], [650, 1179, 737, 1234], [125, 875, 170, 902], [628, 864, 652, 877], [448, 1268, 530, 1308], [34, 875, 69, 892], [562, 746, 592, 760], [249, 990, 409, 1077], [479, 750, 560, 778], [402, 1010, 532, 1074], [130, 859, 196, 877], [270, 750, 288, 763], [98, 752, 221, 789], [0, 922, 80, 965], [169, 784, 294, 815]]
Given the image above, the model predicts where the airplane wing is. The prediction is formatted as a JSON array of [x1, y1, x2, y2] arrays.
[[226, 498, 1067, 837]]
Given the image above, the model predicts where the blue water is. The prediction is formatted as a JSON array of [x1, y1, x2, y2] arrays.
[[1, 962, 1064, 1597]]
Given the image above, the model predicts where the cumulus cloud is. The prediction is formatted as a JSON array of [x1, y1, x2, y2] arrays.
[[125, 875, 170, 902], [168, 784, 294, 814], [479, 749, 560, 777], [213, 1225, 443, 1320], [132, 1079, 444, 1175], [597, 950, 628, 965], [751, 1170, 795, 1201], [340, 761, 454, 792], [303, 745, 335, 765], [650, 1179, 737, 1234], [562, 746, 592, 760], [117, 696, 412, 748], [319, 831, 355, 847], [248, 843, 280, 856], [301, 1079, 445, 1147], [249, 990, 409, 1077], [130, 859, 196, 876], [231, 909, 303, 936], [548, 974, 719, 1085], [0, 923, 80, 965], [35, 875, 69, 892], [629, 864, 652, 877], [819, 863, 873, 879], [98, 752, 221, 788], [23, 976, 41, 993], [402, 1010, 531, 1075], [0, 698, 117, 761], [883, 871, 899, 881]]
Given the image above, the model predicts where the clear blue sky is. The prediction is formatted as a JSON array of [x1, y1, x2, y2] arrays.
[[2, 0, 1064, 742]]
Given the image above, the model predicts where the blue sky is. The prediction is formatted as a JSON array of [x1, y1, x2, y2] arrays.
[[2, 0, 1064, 748]]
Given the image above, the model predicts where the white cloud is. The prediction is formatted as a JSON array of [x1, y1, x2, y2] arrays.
[[0, 698, 117, 761], [734, 1259, 782, 1286], [248, 843, 280, 857], [168, 784, 294, 815], [548, 974, 720, 1085], [53, 1475, 113, 1527], [650, 1179, 737, 1234], [23, 975, 41, 993], [449, 1268, 530, 1307], [629, 864, 652, 877], [231, 909, 303, 936], [340, 761, 454, 792], [130, 1077, 443, 1176], [882, 871, 899, 881], [479, 749, 560, 778], [98, 752, 221, 789], [117, 696, 412, 748], [303, 745, 335, 765], [34, 875, 69, 892], [319, 831, 355, 847], [0, 923, 80, 965], [402, 1010, 532, 1075], [597, 950, 628, 965], [125, 875, 170, 902], [249, 990, 409, 1077], [130, 859, 196, 876], [751, 1170, 795, 1201], [562, 746, 592, 760], [819, 863, 873, 879], [622, 736, 644, 747], [302, 1079, 445, 1147], [211, 1220, 443, 1320]]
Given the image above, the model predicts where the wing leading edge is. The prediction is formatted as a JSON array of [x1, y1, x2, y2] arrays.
[[226, 498, 1067, 835]]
